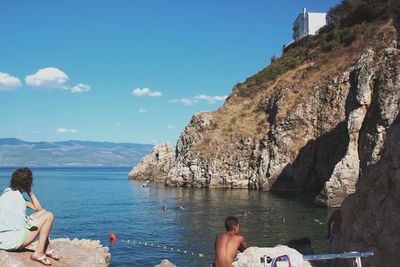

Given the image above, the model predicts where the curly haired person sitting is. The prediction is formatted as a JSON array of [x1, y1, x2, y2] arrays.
[[0, 168, 59, 265]]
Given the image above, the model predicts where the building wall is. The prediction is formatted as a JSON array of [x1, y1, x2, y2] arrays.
[[292, 10, 326, 41], [307, 12, 327, 35], [293, 13, 305, 40]]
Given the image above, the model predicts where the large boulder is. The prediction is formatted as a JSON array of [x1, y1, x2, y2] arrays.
[[285, 237, 315, 256], [0, 238, 110, 267], [332, 121, 400, 266]]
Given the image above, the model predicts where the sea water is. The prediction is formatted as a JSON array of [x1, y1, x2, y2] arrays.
[[0, 167, 330, 266]]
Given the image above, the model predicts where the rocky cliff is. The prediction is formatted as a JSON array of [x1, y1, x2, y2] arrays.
[[334, 118, 400, 266], [130, 1, 399, 207], [330, 2, 400, 266]]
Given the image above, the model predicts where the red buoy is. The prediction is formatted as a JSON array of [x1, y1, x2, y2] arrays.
[[109, 232, 117, 244]]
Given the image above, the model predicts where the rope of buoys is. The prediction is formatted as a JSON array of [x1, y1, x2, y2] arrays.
[[109, 231, 208, 258], [120, 239, 208, 258]]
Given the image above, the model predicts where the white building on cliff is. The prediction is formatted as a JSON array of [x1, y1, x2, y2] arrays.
[[292, 8, 327, 41]]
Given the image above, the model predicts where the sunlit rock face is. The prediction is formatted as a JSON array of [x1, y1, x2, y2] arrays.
[[128, 143, 175, 182], [131, 20, 399, 208]]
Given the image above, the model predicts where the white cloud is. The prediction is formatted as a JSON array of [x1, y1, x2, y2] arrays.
[[194, 94, 228, 104], [180, 98, 194, 106], [26, 67, 69, 90], [138, 108, 147, 113], [148, 91, 162, 97], [132, 88, 162, 97], [70, 83, 91, 93], [114, 122, 122, 127], [169, 98, 194, 106], [150, 139, 158, 145], [57, 128, 78, 133], [0, 72, 22, 91], [166, 125, 175, 128], [214, 96, 227, 101], [169, 94, 227, 106], [25, 67, 91, 93]]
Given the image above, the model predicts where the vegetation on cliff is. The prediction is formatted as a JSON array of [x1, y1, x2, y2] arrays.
[[194, 0, 394, 157], [131, 0, 399, 209]]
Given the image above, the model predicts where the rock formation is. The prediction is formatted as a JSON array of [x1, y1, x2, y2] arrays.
[[332, 119, 400, 266], [130, 2, 399, 208], [128, 143, 175, 182], [285, 237, 315, 256], [332, 17, 400, 263], [0, 238, 110, 267]]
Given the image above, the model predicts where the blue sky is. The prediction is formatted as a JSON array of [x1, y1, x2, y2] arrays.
[[0, 0, 340, 145]]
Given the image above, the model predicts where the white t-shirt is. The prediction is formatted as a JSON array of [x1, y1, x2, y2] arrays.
[[0, 188, 27, 250]]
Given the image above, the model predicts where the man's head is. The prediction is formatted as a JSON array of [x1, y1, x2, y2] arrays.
[[225, 216, 239, 232], [10, 168, 33, 193]]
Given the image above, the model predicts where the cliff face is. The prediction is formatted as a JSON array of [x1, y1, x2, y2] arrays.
[[331, 3, 400, 266], [130, 15, 399, 207], [335, 118, 400, 266], [165, 23, 399, 206]]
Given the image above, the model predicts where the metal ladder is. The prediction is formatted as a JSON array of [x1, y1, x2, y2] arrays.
[[260, 251, 374, 267]]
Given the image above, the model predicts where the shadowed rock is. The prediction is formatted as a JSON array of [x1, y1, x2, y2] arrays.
[[391, 0, 400, 36], [285, 237, 315, 256]]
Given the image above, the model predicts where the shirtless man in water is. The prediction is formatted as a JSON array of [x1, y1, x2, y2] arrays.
[[213, 216, 247, 267]]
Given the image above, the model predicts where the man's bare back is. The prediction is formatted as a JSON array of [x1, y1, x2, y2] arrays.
[[214, 217, 247, 267]]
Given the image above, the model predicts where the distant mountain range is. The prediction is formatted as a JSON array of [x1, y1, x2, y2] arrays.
[[0, 138, 154, 167]]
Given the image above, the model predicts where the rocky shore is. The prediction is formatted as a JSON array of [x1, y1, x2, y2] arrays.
[[0, 238, 110, 267]]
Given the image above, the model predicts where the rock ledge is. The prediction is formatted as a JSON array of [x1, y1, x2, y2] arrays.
[[0, 238, 110, 267]]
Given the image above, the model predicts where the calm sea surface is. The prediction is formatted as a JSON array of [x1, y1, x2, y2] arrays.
[[0, 167, 331, 266]]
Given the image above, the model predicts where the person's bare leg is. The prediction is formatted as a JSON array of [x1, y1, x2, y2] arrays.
[[30, 209, 48, 219], [18, 211, 54, 261], [32, 212, 54, 259], [27, 210, 54, 252]]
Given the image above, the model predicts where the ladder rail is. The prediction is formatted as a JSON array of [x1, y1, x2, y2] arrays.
[[260, 251, 374, 267]]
